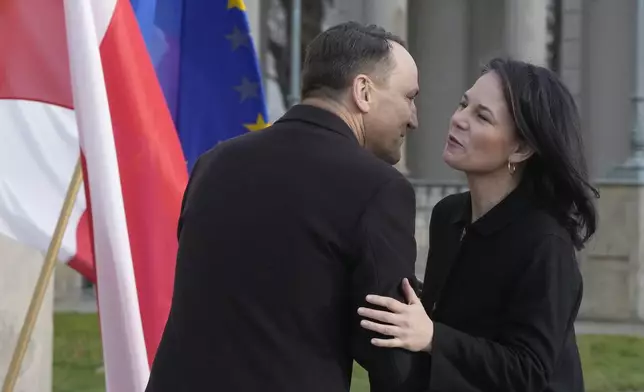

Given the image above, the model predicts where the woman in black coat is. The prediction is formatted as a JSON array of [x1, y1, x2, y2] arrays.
[[357, 58, 599, 392]]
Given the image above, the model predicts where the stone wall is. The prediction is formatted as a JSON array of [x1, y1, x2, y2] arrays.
[[579, 183, 644, 322]]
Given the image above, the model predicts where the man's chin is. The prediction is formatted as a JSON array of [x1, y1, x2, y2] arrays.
[[380, 152, 400, 166], [366, 145, 401, 165]]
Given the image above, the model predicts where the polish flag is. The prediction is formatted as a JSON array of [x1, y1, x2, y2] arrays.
[[0, 0, 188, 389]]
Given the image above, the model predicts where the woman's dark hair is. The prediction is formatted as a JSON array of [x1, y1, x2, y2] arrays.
[[482, 58, 599, 250]]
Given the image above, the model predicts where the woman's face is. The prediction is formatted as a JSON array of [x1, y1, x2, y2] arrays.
[[442, 72, 521, 175]]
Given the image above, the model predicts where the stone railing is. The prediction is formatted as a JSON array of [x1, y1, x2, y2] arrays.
[[64, 179, 644, 323]]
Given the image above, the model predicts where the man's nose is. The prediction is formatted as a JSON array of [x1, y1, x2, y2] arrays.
[[408, 110, 418, 131]]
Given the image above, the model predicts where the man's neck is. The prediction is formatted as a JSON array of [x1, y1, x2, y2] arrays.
[[301, 97, 365, 145]]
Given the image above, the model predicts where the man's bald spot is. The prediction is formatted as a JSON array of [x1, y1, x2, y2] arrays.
[[367, 40, 401, 86]]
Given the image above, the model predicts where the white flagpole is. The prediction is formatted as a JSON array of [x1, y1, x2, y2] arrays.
[[63, 0, 150, 390]]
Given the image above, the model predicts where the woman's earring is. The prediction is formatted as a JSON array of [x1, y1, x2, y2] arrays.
[[508, 161, 516, 175]]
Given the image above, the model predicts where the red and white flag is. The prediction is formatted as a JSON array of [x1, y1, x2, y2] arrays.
[[0, 0, 189, 389]]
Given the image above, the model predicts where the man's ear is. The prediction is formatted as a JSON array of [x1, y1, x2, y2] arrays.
[[352, 74, 372, 113], [509, 141, 534, 164]]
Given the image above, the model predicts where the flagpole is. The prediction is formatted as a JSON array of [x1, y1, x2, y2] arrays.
[[2, 158, 83, 392]]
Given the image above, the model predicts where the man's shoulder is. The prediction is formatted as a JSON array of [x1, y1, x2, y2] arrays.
[[193, 130, 263, 166], [349, 146, 410, 187], [195, 125, 409, 192]]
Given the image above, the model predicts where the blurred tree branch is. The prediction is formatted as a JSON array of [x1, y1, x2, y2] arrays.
[[269, 0, 331, 108]]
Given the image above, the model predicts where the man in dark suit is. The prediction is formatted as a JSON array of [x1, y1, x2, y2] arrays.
[[146, 21, 421, 392]]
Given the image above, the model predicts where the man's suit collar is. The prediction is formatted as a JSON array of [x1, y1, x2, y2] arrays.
[[275, 104, 359, 144]]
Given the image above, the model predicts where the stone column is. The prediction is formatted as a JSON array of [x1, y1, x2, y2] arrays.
[[505, 0, 549, 66], [245, 0, 262, 54], [0, 234, 52, 392], [406, 0, 470, 181], [559, 0, 584, 131]]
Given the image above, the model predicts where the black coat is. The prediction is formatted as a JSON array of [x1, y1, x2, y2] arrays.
[[145, 104, 424, 392], [419, 182, 585, 391]]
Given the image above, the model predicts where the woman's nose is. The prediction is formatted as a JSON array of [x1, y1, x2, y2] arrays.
[[450, 111, 468, 130]]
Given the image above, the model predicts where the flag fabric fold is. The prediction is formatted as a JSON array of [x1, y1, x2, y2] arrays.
[[131, 0, 270, 171], [1, 0, 189, 388], [0, 0, 95, 280]]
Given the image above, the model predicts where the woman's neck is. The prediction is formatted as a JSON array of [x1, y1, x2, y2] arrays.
[[466, 171, 521, 222]]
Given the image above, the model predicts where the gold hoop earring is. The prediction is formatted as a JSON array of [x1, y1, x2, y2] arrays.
[[508, 161, 516, 175]]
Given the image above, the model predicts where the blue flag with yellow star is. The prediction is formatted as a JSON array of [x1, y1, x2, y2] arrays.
[[130, 0, 269, 171]]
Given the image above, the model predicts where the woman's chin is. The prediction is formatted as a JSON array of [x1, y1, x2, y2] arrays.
[[442, 149, 464, 170]]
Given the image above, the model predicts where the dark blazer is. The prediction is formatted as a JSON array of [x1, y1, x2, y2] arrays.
[[419, 181, 585, 392], [145, 104, 423, 392]]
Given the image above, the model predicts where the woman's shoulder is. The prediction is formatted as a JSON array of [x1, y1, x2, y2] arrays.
[[432, 191, 470, 220], [522, 207, 571, 242]]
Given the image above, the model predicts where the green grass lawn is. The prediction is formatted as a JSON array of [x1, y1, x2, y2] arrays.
[[54, 313, 644, 392], [53, 313, 106, 392]]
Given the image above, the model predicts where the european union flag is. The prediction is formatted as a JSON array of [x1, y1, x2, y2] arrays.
[[130, 0, 269, 171]]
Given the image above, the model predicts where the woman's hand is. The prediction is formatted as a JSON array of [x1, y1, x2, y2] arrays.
[[357, 278, 434, 353]]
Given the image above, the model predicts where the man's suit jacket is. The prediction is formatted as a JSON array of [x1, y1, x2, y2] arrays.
[[145, 104, 424, 392]]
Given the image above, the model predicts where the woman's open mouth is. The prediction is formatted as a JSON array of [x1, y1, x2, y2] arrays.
[[448, 134, 463, 147]]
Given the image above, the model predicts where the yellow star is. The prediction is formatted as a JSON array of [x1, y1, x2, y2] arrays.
[[244, 114, 270, 132], [227, 0, 246, 11]]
